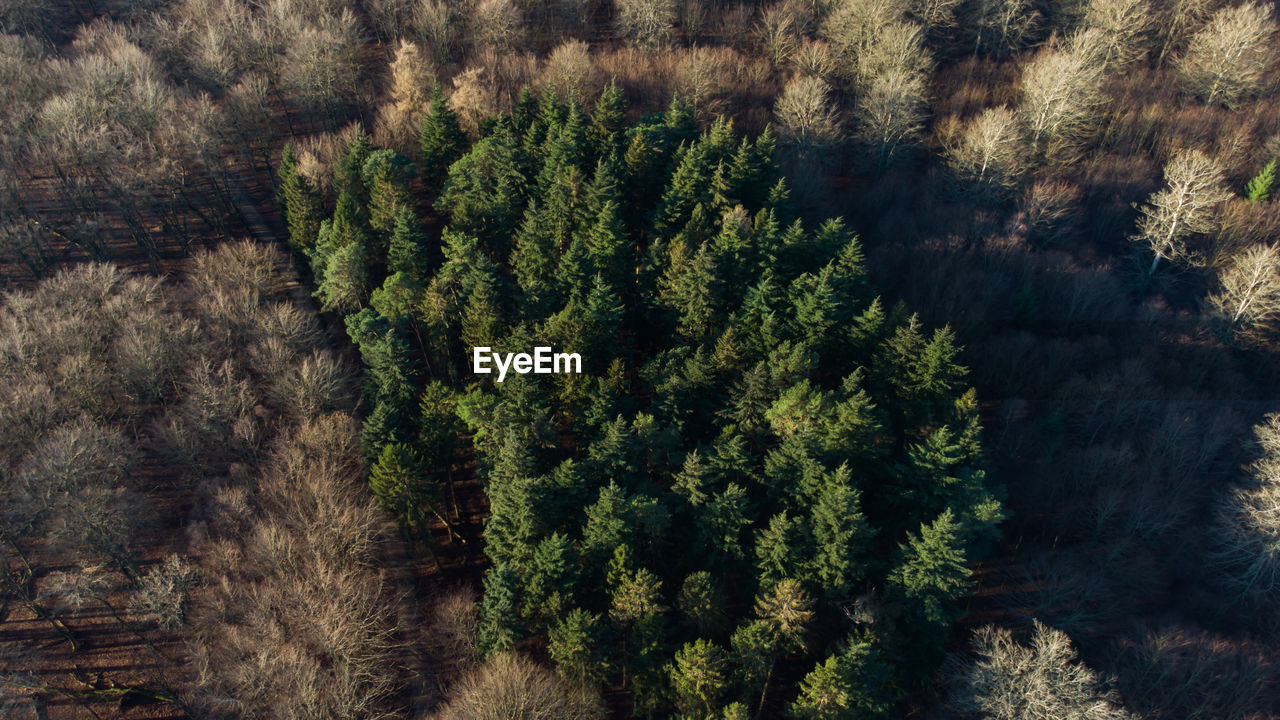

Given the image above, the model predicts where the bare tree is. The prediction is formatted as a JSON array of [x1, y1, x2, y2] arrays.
[[279, 9, 363, 124], [775, 75, 843, 152], [130, 554, 199, 630], [1130, 148, 1232, 276], [414, 0, 457, 64], [946, 621, 1134, 720], [966, 0, 1040, 58], [944, 106, 1026, 201], [1020, 180, 1082, 246], [756, 3, 802, 68], [853, 19, 933, 88], [431, 653, 604, 720], [1213, 414, 1280, 601], [473, 0, 524, 52], [1078, 0, 1154, 69], [1178, 1, 1278, 107], [1206, 243, 1280, 343], [540, 40, 601, 103], [854, 67, 928, 172], [615, 0, 677, 49], [375, 39, 436, 153], [673, 46, 734, 120], [1153, 0, 1215, 65], [1017, 46, 1104, 164], [791, 39, 836, 78]]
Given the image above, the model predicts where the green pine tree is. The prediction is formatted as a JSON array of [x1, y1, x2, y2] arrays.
[[1246, 157, 1276, 202], [668, 639, 729, 719], [419, 83, 467, 194], [277, 143, 324, 253]]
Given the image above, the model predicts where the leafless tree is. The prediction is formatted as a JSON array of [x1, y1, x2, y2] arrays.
[[966, 0, 1040, 58], [756, 3, 802, 68], [132, 554, 199, 630], [1130, 148, 1232, 275], [540, 40, 601, 103], [1020, 179, 1082, 246], [945, 106, 1026, 201], [431, 652, 604, 720], [673, 46, 735, 120], [946, 621, 1134, 720], [414, 0, 457, 64], [473, 0, 524, 52], [791, 39, 836, 78], [279, 8, 363, 124], [1017, 45, 1104, 165], [775, 75, 844, 152], [855, 68, 928, 172], [1077, 0, 1154, 69], [1178, 1, 1278, 107], [1205, 243, 1280, 343], [853, 19, 933, 89], [616, 0, 677, 49], [376, 39, 436, 153], [1153, 0, 1215, 65], [268, 349, 356, 421], [451, 65, 501, 136]]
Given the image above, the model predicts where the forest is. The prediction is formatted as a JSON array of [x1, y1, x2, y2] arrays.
[[2, 0, 1280, 718]]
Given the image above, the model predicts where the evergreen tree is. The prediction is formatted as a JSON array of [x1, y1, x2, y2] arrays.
[[317, 241, 369, 314], [277, 143, 324, 253], [809, 467, 872, 603], [1246, 157, 1276, 202], [788, 640, 893, 720], [890, 507, 967, 635], [668, 639, 729, 718], [524, 531, 579, 627], [334, 127, 373, 203], [549, 608, 609, 687], [588, 81, 628, 162], [660, 240, 721, 341], [437, 121, 528, 248], [477, 563, 523, 655], [755, 511, 806, 592], [362, 149, 416, 236], [678, 570, 723, 636], [419, 83, 467, 194], [368, 443, 450, 556], [387, 207, 432, 279]]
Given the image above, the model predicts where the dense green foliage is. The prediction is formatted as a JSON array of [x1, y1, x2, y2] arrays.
[[290, 87, 1001, 717]]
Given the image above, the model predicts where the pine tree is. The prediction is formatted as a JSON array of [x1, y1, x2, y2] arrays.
[[387, 207, 432, 279], [335, 127, 373, 202], [588, 81, 628, 162], [277, 143, 324, 253], [888, 508, 972, 634], [478, 563, 524, 655], [788, 642, 896, 720], [317, 241, 369, 314], [1246, 157, 1276, 202], [660, 240, 721, 341], [549, 608, 608, 687], [668, 639, 729, 718], [362, 149, 416, 236], [788, 654, 851, 720], [755, 512, 806, 591], [437, 121, 528, 248], [809, 467, 872, 602], [419, 83, 467, 194], [730, 619, 779, 712], [524, 532, 579, 627], [678, 571, 723, 635], [368, 443, 448, 550]]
